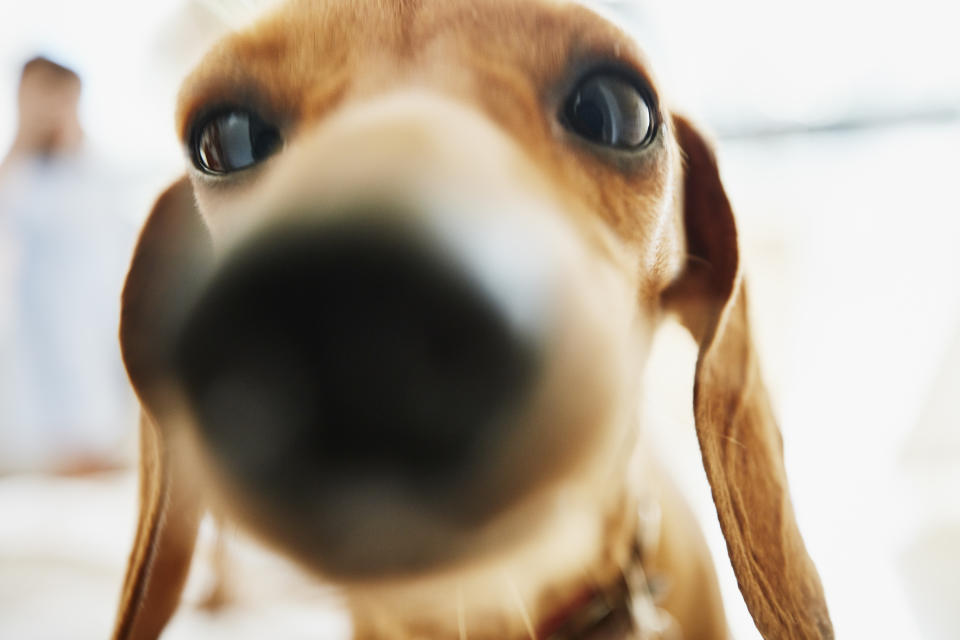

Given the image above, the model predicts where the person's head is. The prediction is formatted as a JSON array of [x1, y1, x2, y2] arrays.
[[14, 56, 83, 156]]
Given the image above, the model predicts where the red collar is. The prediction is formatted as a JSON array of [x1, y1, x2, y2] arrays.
[[535, 542, 674, 640]]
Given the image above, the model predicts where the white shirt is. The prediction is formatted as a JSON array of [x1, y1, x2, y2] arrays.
[[0, 150, 139, 471]]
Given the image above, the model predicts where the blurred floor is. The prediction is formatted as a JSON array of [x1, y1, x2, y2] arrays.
[[1, 121, 957, 638], [0, 471, 350, 639]]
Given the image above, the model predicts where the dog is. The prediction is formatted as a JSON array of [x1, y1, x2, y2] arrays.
[[111, 1, 833, 638]]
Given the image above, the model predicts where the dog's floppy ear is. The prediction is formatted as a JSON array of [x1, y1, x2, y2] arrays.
[[113, 178, 212, 640], [664, 116, 833, 640]]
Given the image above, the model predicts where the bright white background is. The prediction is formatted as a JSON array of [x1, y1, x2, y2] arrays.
[[1, 1, 959, 638]]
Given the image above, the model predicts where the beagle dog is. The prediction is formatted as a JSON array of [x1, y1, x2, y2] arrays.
[[112, 1, 833, 638]]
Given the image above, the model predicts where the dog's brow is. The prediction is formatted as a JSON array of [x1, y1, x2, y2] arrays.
[[175, 0, 656, 137]]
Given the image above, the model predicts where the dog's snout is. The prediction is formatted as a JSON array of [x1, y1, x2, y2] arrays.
[[164, 90, 641, 578], [175, 214, 539, 497]]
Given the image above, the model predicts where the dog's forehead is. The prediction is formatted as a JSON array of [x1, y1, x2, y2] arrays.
[[176, 0, 681, 274], [176, 0, 651, 134]]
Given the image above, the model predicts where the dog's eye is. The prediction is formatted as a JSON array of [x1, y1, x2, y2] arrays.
[[192, 110, 282, 174], [563, 74, 655, 149]]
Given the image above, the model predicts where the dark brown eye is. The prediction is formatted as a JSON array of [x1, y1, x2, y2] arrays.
[[563, 74, 656, 149], [192, 110, 282, 174]]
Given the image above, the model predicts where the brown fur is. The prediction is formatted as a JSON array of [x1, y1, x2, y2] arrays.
[[112, 1, 832, 638]]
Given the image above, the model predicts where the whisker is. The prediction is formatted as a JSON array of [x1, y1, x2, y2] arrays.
[[702, 424, 748, 451], [686, 253, 714, 269], [716, 431, 747, 450], [503, 572, 538, 640], [457, 584, 468, 640]]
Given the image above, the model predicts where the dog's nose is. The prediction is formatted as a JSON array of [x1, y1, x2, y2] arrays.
[[174, 214, 541, 493]]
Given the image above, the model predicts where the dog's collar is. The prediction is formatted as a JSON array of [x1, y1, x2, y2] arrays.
[[538, 506, 676, 640], [537, 550, 672, 640], [537, 569, 636, 639]]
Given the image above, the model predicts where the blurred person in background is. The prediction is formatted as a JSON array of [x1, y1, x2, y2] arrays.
[[0, 56, 136, 474]]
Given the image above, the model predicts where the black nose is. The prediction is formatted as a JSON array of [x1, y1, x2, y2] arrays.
[[174, 217, 537, 498]]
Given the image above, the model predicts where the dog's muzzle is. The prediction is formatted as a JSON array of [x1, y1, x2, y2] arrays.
[[167, 94, 637, 578], [172, 207, 587, 576]]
